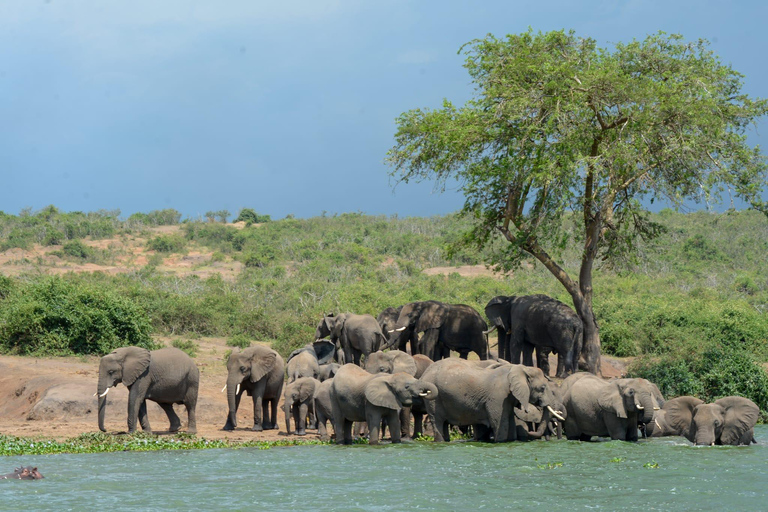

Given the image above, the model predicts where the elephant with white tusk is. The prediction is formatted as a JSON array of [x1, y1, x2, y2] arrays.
[[222, 345, 284, 432], [421, 358, 563, 442], [560, 373, 663, 441], [96, 346, 199, 434]]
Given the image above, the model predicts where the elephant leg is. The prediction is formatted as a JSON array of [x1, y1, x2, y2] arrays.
[[432, 414, 449, 442], [399, 407, 411, 439], [554, 351, 566, 379], [497, 331, 508, 362], [412, 411, 423, 438], [159, 403, 182, 432], [420, 329, 440, 361], [522, 342, 535, 367], [458, 351, 468, 359], [185, 399, 197, 434], [127, 386, 145, 433], [138, 400, 152, 433], [509, 330, 524, 364], [536, 347, 552, 377], [296, 403, 309, 436], [387, 410, 402, 444], [342, 420, 354, 445], [366, 409, 384, 445], [252, 395, 264, 431]]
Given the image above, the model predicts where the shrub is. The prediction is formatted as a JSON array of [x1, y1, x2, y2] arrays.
[[61, 240, 95, 260], [235, 208, 271, 224], [227, 334, 252, 349], [146, 235, 186, 253], [172, 339, 199, 357], [0, 277, 155, 356]]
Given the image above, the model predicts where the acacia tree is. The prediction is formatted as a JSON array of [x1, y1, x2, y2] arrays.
[[387, 30, 767, 374]]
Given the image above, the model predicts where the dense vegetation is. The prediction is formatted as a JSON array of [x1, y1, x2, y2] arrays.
[[0, 206, 766, 411]]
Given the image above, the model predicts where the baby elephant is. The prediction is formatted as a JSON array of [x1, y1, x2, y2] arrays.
[[284, 377, 321, 436], [2, 466, 44, 480]]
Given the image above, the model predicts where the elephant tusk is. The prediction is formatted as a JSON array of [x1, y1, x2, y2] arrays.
[[221, 384, 227, 393], [635, 403, 644, 410], [547, 406, 565, 422], [394, 327, 406, 332], [419, 390, 431, 397], [653, 406, 660, 410], [99, 388, 110, 398], [236, 383, 241, 395]]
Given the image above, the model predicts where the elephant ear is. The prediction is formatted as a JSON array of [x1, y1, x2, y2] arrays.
[[716, 396, 760, 445], [485, 296, 512, 333], [391, 352, 417, 376], [249, 348, 278, 383], [313, 340, 336, 365], [365, 376, 400, 410], [415, 303, 447, 333], [118, 347, 151, 387], [299, 379, 317, 402], [664, 396, 703, 437], [598, 382, 627, 419], [286, 346, 307, 365], [508, 366, 532, 413], [330, 315, 347, 339]]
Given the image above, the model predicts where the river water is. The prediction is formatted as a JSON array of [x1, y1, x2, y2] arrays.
[[2, 426, 767, 511]]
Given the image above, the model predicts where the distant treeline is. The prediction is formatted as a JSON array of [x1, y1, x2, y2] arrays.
[[0, 206, 766, 413]]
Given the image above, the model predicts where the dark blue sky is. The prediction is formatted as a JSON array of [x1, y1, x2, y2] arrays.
[[1, 1, 766, 219]]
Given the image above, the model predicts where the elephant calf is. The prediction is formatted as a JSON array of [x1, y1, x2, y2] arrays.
[[331, 364, 437, 445], [283, 377, 321, 436], [286, 340, 336, 382]]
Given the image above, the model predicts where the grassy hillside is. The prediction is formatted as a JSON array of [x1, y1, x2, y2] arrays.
[[0, 206, 766, 410]]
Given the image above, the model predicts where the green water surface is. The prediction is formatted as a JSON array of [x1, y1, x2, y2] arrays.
[[2, 426, 766, 511]]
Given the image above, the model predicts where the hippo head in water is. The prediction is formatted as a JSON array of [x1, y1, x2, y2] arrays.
[[2, 466, 44, 480]]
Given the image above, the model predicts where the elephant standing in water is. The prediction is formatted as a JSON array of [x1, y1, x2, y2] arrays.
[[422, 359, 564, 442], [330, 364, 437, 445], [315, 313, 387, 366], [97, 346, 199, 434], [561, 373, 662, 441], [222, 345, 284, 431], [689, 396, 759, 445], [389, 301, 488, 361], [485, 294, 582, 378], [647, 396, 704, 438]]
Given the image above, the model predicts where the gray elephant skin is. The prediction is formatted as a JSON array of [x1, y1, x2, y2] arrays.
[[317, 362, 341, 382], [421, 359, 564, 442], [389, 301, 488, 361], [690, 396, 759, 445], [377, 306, 419, 353], [283, 377, 321, 436], [223, 345, 284, 431], [485, 294, 583, 378], [365, 350, 419, 439], [330, 363, 437, 445], [647, 395, 704, 438], [314, 378, 336, 441], [286, 340, 336, 382], [316, 313, 386, 366], [561, 373, 661, 441], [97, 346, 199, 434]]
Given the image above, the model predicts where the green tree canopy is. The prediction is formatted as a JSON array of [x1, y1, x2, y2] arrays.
[[387, 29, 768, 374]]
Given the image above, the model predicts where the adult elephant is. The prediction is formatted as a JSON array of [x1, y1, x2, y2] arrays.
[[286, 340, 336, 382], [222, 345, 284, 431], [647, 396, 704, 438], [283, 377, 321, 436], [485, 294, 582, 378], [689, 396, 759, 446], [561, 373, 661, 441], [96, 346, 199, 434], [315, 313, 386, 366], [389, 301, 488, 361], [330, 364, 437, 445], [421, 359, 564, 442], [377, 306, 419, 353]]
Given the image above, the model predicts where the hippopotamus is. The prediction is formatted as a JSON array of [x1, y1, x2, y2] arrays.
[[1, 466, 44, 480]]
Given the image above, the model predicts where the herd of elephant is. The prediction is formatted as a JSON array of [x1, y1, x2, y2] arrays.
[[93, 296, 761, 447]]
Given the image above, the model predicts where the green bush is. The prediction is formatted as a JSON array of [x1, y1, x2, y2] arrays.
[[0, 276, 155, 356], [235, 208, 271, 224], [227, 334, 252, 349], [146, 234, 186, 253], [61, 240, 95, 260], [172, 339, 199, 357]]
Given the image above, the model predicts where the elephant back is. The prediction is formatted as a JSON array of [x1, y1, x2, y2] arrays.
[[149, 347, 199, 385]]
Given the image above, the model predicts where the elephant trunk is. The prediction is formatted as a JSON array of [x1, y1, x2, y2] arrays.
[[226, 376, 240, 428], [416, 381, 438, 400], [284, 398, 293, 435], [96, 377, 111, 432], [636, 395, 656, 425], [694, 427, 717, 446]]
